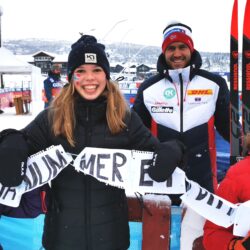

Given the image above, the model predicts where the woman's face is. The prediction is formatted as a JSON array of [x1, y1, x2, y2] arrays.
[[73, 64, 107, 100]]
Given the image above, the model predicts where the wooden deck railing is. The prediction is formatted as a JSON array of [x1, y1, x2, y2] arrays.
[[127, 194, 205, 250]]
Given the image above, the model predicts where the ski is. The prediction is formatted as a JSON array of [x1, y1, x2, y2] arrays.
[[242, 0, 250, 149], [230, 0, 241, 164]]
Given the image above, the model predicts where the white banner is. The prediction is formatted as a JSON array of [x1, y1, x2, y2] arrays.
[[0, 145, 249, 237], [73, 147, 186, 195], [0, 145, 73, 207], [180, 180, 237, 228], [233, 201, 250, 237]]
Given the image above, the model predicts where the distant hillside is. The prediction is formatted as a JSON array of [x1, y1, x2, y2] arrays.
[[3, 39, 230, 72]]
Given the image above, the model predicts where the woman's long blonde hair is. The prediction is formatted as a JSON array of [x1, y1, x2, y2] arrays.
[[48, 80, 129, 147]]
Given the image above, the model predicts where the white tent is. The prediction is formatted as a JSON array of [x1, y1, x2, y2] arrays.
[[0, 47, 43, 110]]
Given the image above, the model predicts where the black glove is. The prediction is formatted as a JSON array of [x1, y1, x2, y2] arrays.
[[148, 140, 186, 182], [228, 231, 250, 249], [0, 129, 29, 187]]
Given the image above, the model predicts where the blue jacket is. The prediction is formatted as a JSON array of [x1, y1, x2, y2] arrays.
[[43, 71, 61, 105]]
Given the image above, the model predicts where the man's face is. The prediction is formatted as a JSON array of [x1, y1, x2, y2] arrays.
[[164, 42, 192, 69], [54, 68, 61, 74]]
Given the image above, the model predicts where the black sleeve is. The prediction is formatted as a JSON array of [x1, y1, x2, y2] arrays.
[[132, 82, 152, 129], [22, 110, 52, 154], [214, 77, 230, 142], [127, 110, 159, 151]]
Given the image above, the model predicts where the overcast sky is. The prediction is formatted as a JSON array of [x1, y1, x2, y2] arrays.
[[0, 0, 247, 52]]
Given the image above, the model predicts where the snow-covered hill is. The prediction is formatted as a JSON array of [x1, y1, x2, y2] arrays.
[[3, 39, 230, 72]]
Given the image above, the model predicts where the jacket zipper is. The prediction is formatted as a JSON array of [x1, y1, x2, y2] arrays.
[[178, 73, 184, 133], [85, 105, 91, 250]]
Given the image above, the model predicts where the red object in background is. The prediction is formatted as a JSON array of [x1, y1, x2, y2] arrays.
[[127, 196, 171, 250], [136, 81, 143, 88], [0, 92, 12, 109], [130, 97, 135, 104], [0, 89, 31, 109]]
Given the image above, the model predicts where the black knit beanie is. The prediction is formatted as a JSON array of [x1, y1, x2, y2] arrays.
[[67, 35, 110, 81]]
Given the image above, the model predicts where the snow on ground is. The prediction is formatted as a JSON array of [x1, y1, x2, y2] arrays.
[[0, 100, 44, 131]]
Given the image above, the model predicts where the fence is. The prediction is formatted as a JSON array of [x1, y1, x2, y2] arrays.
[[0, 194, 206, 250]]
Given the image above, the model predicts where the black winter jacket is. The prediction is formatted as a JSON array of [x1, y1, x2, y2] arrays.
[[23, 95, 159, 250]]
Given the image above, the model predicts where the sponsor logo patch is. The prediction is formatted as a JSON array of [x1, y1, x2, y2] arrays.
[[195, 97, 201, 101], [85, 53, 97, 63], [151, 106, 174, 113], [187, 89, 213, 95], [155, 101, 169, 105], [164, 88, 176, 99]]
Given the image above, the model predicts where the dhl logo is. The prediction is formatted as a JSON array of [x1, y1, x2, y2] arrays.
[[187, 89, 213, 95]]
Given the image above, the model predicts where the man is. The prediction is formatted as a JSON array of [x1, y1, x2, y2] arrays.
[[133, 22, 230, 249], [43, 64, 62, 108]]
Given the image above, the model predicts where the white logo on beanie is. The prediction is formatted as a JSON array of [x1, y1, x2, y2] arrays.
[[85, 53, 97, 63], [163, 26, 192, 40], [170, 34, 177, 40]]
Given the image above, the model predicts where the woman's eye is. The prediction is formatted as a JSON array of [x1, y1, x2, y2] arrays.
[[75, 69, 84, 73], [94, 68, 103, 73]]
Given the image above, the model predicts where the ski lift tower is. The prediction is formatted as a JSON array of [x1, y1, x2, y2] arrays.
[[0, 6, 3, 88], [0, 6, 3, 48]]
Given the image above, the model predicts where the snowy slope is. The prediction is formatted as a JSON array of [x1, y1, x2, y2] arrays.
[[0, 100, 43, 131]]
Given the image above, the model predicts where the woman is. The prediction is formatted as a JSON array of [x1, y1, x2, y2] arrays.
[[203, 133, 250, 250], [0, 35, 185, 250]]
